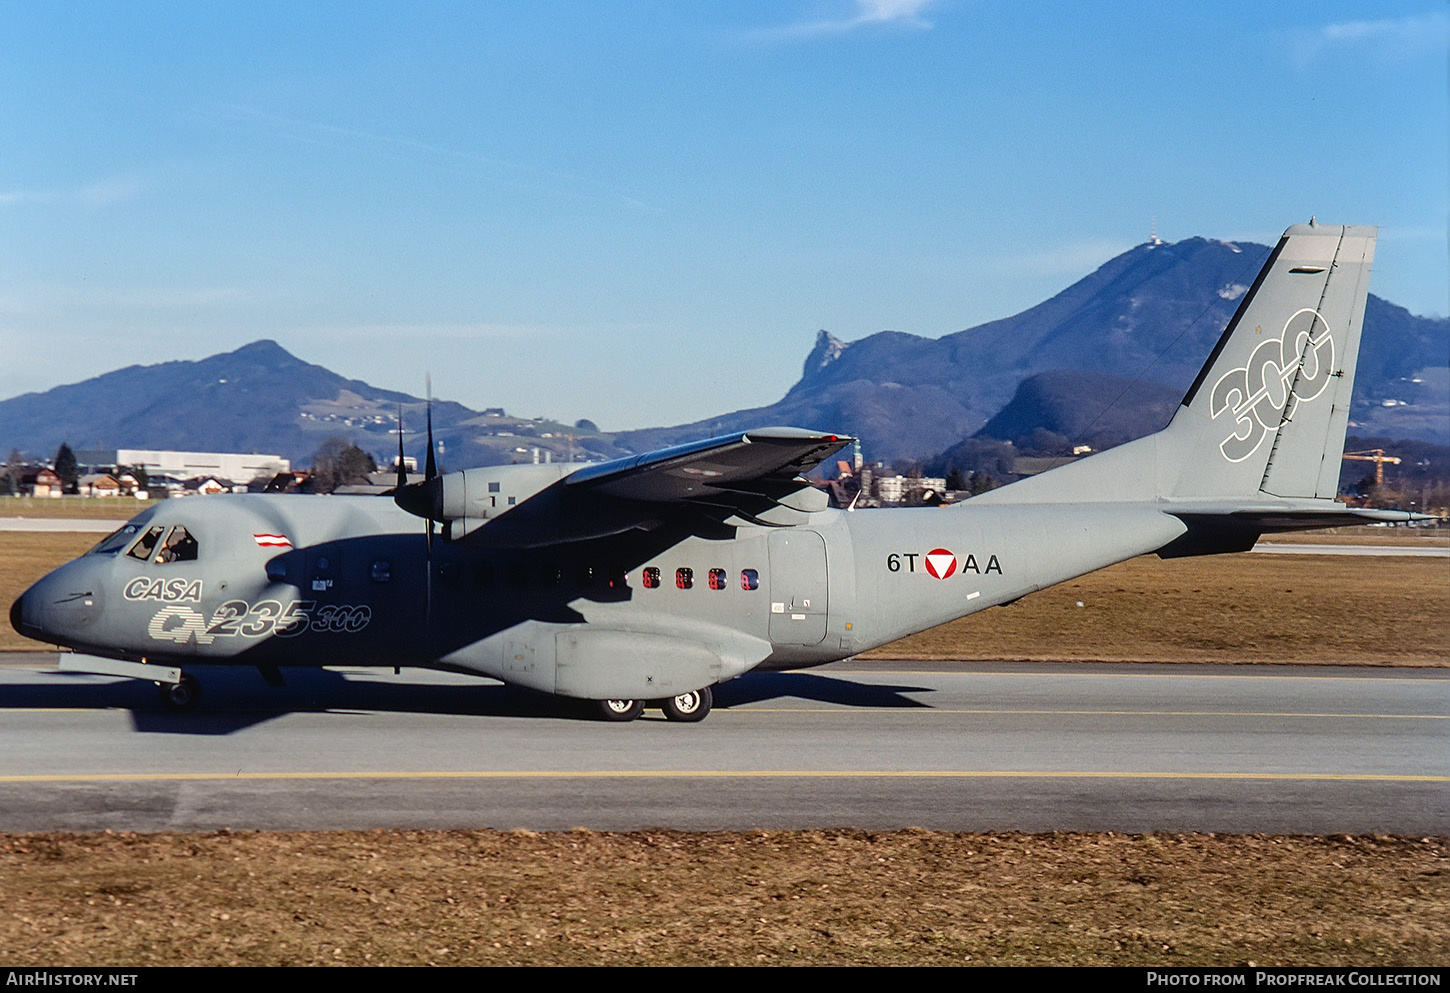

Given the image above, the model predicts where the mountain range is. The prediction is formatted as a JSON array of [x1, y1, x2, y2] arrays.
[[615, 237, 1448, 462], [2, 235, 1445, 474]]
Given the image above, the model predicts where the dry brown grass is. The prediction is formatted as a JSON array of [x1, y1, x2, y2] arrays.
[[1, 829, 1445, 967], [0, 496, 148, 520], [868, 552, 1449, 666]]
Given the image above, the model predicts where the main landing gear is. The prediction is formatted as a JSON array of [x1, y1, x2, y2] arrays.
[[660, 687, 711, 723], [595, 686, 714, 723]]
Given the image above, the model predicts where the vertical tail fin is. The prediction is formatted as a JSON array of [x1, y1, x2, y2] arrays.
[[965, 221, 1377, 507], [1168, 221, 1376, 499]]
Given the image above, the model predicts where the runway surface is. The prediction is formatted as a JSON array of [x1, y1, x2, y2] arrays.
[[0, 658, 1444, 835]]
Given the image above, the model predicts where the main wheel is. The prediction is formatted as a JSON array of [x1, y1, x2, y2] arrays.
[[661, 685, 712, 723], [596, 698, 644, 722], [159, 673, 201, 712]]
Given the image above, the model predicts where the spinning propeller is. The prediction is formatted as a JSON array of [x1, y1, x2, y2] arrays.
[[393, 381, 443, 624]]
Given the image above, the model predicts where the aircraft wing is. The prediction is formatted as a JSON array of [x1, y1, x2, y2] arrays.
[[564, 427, 851, 502], [430, 427, 852, 546]]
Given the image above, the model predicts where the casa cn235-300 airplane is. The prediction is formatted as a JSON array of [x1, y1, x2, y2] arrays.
[[10, 222, 1424, 722]]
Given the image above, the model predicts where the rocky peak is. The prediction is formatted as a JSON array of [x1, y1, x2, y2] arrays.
[[803, 330, 848, 377]]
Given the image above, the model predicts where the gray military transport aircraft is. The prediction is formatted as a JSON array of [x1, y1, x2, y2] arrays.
[[10, 222, 1423, 722]]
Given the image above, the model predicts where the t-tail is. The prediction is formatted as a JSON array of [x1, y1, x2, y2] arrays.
[[968, 221, 1428, 552]]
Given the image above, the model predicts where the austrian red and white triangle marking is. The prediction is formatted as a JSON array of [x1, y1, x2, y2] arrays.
[[924, 548, 957, 579]]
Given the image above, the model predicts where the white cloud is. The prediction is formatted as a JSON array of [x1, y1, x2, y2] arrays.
[[1294, 11, 1449, 66], [749, 0, 939, 42], [0, 175, 145, 209]]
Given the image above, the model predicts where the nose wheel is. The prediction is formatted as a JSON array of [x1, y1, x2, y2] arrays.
[[158, 673, 201, 712]]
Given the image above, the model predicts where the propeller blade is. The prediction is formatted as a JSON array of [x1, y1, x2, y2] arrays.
[[395, 405, 407, 493], [424, 374, 437, 481]]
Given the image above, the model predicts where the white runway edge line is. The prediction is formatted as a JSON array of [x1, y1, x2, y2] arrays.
[[1251, 542, 1448, 557], [0, 518, 122, 533]]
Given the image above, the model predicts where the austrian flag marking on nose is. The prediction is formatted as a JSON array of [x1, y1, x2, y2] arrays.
[[924, 548, 957, 579], [253, 534, 292, 549]]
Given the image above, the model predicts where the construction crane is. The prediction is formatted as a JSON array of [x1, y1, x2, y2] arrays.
[[1343, 448, 1401, 487]]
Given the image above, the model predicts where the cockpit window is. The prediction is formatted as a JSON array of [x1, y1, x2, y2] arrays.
[[127, 526, 166, 561], [90, 524, 143, 556], [124, 525, 199, 564], [156, 526, 199, 563]]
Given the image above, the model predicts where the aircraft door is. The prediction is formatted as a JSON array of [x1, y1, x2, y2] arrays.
[[767, 530, 828, 645]]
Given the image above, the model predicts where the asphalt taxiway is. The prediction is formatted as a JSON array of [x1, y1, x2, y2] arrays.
[[0, 658, 1443, 835]]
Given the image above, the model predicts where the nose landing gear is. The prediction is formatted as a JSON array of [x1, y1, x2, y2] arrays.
[[158, 673, 201, 712]]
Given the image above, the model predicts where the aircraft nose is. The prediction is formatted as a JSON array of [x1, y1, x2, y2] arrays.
[[8, 592, 25, 637], [11, 562, 106, 646]]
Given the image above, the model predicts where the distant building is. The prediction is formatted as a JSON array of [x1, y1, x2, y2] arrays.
[[22, 468, 62, 498], [876, 475, 947, 505], [77, 473, 120, 497], [180, 477, 239, 496], [76, 449, 290, 484]]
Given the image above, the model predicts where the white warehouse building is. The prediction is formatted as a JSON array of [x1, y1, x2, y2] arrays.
[[82, 449, 290, 482]]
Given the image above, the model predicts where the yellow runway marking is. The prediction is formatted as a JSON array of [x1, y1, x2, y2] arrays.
[[1, 770, 1445, 784]]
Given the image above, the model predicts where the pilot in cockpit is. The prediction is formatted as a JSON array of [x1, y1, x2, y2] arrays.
[[155, 526, 198, 563]]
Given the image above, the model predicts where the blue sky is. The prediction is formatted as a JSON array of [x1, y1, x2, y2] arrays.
[[2, 1, 1446, 431]]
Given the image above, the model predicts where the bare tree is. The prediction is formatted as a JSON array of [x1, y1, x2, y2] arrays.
[[310, 437, 377, 494]]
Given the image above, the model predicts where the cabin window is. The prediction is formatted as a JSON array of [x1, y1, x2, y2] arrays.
[[642, 567, 660, 589], [708, 568, 727, 590], [675, 567, 693, 590], [488, 482, 500, 493], [127, 526, 166, 562], [508, 562, 528, 587], [740, 569, 760, 591], [438, 561, 461, 583], [576, 564, 597, 587], [371, 561, 392, 583], [542, 564, 564, 586]]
